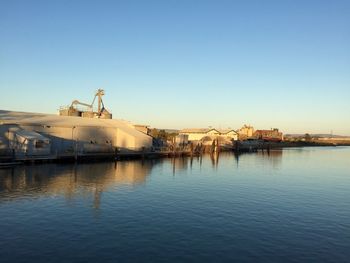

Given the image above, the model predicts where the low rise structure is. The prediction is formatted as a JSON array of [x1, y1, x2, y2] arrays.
[[179, 128, 220, 141], [218, 129, 239, 141], [179, 128, 238, 141], [8, 129, 51, 157], [253, 128, 283, 142], [237, 124, 255, 140]]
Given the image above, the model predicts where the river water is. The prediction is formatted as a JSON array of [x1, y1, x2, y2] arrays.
[[0, 147, 349, 262]]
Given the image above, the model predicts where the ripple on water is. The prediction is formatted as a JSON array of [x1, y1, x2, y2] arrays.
[[0, 147, 350, 262]]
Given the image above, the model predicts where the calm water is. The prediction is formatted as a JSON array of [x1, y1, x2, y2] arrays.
[[0, 147, 349, 263]]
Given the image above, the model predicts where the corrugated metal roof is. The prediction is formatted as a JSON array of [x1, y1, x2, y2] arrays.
[[0, 110, 147, 138]]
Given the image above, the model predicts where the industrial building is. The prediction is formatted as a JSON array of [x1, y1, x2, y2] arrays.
[[59, 89, 113, 119], [179, 128, 221, 141], [0, 110, 152, 161], [217, 129, 239, 140], [253, 128, 283, 142], [0, 89, 153, 161], [179, 128, 238, 142], [236, 125, 255, 140]]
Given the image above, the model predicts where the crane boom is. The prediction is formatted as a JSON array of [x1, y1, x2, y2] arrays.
[[70, 100, 93, 109], [59, 89, 112, 119]]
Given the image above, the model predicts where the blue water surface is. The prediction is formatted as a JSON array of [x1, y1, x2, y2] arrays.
[[0, 147, 349, 262]]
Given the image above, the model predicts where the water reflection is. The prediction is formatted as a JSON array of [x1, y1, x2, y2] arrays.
[[163, 150, 283, 176], [0, 151, 285, 206], [210, 152, 220, 168], [0, 148, 349, 263], [0, 160, 157, 208], [233, 149, 283, 169], [168, 156, 192, 176]]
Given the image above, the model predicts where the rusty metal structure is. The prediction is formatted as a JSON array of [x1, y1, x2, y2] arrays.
[[59, 89, 112, 119]]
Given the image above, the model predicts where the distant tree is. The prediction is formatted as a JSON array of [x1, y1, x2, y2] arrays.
[[150, 128, 159, 138], [158, 130, 167, 141], [149, 129, 177, 142], [304, 133, 312, 142], [167, 132, 178, 141]]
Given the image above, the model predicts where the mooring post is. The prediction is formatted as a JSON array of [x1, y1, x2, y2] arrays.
[[74, 141, 78, 162]]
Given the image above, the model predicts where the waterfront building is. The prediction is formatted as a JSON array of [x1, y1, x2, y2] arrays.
[[237, 124, 255, 140], [179, 128, 238, 141], [179, 128, 221, 141], [217, 129, 239, 141], [0, 110, 152, 160], [253, 128, 283, 142]]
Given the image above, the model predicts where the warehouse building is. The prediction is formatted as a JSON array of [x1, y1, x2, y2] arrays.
[[0, 110, 152, 160]]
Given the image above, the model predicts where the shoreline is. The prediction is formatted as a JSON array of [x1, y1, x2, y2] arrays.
[[1, 142, 349, 168]]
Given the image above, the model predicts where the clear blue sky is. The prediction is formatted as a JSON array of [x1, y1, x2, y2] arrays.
[[1, 0, 349, 134]]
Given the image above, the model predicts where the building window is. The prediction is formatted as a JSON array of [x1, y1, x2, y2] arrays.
[[35, 140, 45, 148]]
